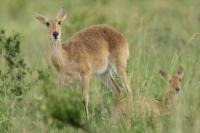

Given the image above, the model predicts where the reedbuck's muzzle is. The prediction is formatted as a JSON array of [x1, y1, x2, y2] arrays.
[[53, 31, 59, 39]]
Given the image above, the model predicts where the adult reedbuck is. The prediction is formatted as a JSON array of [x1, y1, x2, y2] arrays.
[[36, 8, 132, 119], [111, 67, 184, 121]]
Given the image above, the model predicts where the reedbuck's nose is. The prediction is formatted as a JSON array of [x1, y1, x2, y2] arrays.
[[175, 87, 180, 92], [53, 31, 59, 39]]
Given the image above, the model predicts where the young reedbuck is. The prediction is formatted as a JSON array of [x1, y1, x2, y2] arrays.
[[111, 67, 184, 121], [36, 8, 132, 119]]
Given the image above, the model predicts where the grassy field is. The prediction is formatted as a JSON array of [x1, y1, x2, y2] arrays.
[[0, 0, 200, 132]]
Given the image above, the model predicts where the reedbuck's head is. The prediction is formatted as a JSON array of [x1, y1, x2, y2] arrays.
[[36, 8, 66, 43], [159, 67, 184, 98]]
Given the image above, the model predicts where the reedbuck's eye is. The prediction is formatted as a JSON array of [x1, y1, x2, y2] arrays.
[[46, 22, 50, 27], [58, 21, 62, 25]]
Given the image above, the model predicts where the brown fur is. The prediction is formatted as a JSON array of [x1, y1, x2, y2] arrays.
[[61, 24, 129, 75], [36, 8, 132, 119]]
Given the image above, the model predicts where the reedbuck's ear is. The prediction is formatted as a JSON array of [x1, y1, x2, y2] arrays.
[[36, 15, 47, 25], [176, 66, 184, 78], [159, 69, 169, 80], [57, 8, 67, 21]]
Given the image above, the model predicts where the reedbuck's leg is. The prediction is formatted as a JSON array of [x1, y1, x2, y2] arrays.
[[80, 73, 90, 120], [116, 65, 132, 96], [58, 72, 75, 89], [57, 72, 65, 89], [109, 72, 121, 94], [97, 71, 120, 97]]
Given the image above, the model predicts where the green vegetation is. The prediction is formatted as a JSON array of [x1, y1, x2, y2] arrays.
[[0, 0, 200, 132]]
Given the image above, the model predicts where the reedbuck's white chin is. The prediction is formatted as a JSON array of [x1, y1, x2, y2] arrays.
[[51, 38, 60, 46], [171, 90, 180, 98]]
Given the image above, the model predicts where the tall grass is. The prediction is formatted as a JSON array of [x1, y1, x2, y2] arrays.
[[0, 0, 200, 132]]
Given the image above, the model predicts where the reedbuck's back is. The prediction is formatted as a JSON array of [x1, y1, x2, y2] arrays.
[[36, 8, 132, 119], [111, 67, 184, 121]]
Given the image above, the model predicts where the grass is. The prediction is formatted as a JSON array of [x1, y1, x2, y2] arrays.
[[0, 0, 200, 132]]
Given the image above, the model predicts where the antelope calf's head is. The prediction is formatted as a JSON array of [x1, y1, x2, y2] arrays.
[[159, 66, 184, 98], [36, 8, 66, 43]]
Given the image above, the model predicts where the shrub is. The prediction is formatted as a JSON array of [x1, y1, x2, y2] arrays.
[[0, 30, 36, 97]]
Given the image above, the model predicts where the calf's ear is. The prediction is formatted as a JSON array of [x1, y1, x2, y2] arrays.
[[159, 69, 169, 80], [176, 66, 184, 78]]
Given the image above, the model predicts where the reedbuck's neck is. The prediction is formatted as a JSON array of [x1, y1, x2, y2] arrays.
[[160, 91, 171, 107], [162, 89, 175, 107], [49, 38, 65, 69], [157, 86, 177, 110]]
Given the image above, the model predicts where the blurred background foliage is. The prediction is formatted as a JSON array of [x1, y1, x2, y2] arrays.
[[0, 0, 200, 132]]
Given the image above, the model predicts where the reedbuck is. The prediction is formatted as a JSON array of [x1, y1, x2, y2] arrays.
[[111, 67, 184, 121], [36, 8, 132, 119]]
